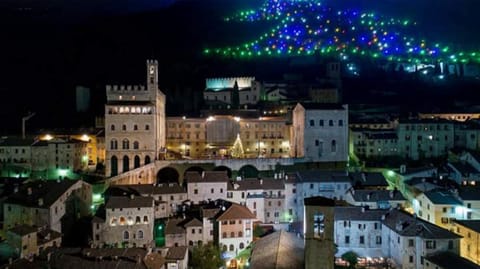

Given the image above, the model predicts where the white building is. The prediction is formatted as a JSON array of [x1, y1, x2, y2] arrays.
[[186, 171, 228, 204], [413, 189, 464, 230], [4, 179, 92, 232], [92, 195, 154, 248], [105, 59, 166, 177], [291, 103, 349, 162]]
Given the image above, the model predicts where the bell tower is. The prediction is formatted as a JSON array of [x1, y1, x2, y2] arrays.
[[304, 196, 335, 269]]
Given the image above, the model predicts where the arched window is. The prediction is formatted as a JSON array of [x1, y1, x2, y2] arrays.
[[222, 245, 228, 252], [110, 139, 118, 150], [119, 216, 126, 225], [123, 156, 129, 172], [133, 141, 139, 150], [123, 231, 129, 240], [145, 155, 151, 164], [134, 124, 138, 131], [122, 124, 127, 131], [143, 216, 149, 223], [136, 216, 141, 224], [122, 139, 129, 150], [110, 217, 117, 226], [134, 155, 140, 169], [138, 230, 144, 239], [239, 242, 245, 249], [111, 156, 118, 176], [222, 232, 227, 238], [229, 244, 234, 251], [111, 124, 115, 131], [127, 216, 133, 225], [238, 231, 243, 237], [231, 232, 235, 238], [331, 140, 337, 152], [189, 240, 194, 246], [145, 124, 150, 130]]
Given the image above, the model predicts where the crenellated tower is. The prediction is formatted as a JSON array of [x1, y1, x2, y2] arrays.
[[104, 60, 166, 177]]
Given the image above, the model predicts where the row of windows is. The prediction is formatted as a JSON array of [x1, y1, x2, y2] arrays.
[[110, 124, 150, 131], [309, 119, 344, 127], [0, 148, 27, 154], [344, 235, 382, 244], [222, 231, 244, 238], [222, 242, 246, 252], [110, 139, 140, 150], [110, 216, 149, 226], [108, 106, 152, 114], [403, 124, 450, 131], [123, 230, 144, 240], [314, 140, 337, 152]]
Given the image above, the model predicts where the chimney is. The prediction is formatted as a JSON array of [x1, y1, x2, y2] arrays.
[[27, 187, 32, 195], [38, 198, 44, 206], [260, 179, 263, 185]]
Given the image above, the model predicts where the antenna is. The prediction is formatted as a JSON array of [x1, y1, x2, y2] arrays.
[[22, 112, 35, 139]]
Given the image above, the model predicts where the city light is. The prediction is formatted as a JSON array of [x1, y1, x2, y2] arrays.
[[43, 134, 54, 141], [58, 169, 68, 177], [80, 134, 90, 142], [204, 0, 480, 63]]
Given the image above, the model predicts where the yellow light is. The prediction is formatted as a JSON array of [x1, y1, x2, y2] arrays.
[[234, 116, 241, 122], [81, 134, 90, 142], [43, 134, 54, 141], [206, 116, 215, 122]]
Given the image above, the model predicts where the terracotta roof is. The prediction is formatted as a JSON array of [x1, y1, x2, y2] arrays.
[[166, 246, 188, 260], [227, 178, 285, 191], [185, 171, 229, 183], [105, 196, 153, 209], [425, 251, 480, 269], [182, 218, 202, 227], [250, 230, 304, 269], [335, 207, 389, 221], [201, 207, 221, 219], [382, 209, 461, 239], [8, 224, 38, 236], [5, 180, 83, 208], [216, 202, 256, 221], [165, 218, 186, 235]]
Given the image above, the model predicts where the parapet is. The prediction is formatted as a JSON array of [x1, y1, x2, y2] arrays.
[[106, 84, 146, 93]]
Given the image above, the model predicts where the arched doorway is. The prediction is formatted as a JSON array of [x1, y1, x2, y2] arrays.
[[213, 166, 232, 178], [123, 156, 130, 173], [238, 165, 259, 179], [145, 155, 151, 164], [134, 155, 141, 169], [111, 156, 118, 177], [157, 167, 180, 184]]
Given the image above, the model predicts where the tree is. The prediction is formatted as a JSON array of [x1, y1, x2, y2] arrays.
[[190, 243, 224, 269], [341, 251, 359, 268]]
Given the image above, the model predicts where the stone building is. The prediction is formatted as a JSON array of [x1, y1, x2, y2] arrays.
[[105, 59, 166, 177], [185, 171, 229, 204], [92, 195, 154, 248], [6, 224, 62, 259]]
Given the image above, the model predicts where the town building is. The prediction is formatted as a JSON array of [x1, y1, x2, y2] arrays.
[[105, 59, 166, 177], [3, 179, 92, 232], [453, 220, 480, 265], [413, 189, 464, 230], [5, 224, 62, 259], [185, 171, 229, 204], [92, 195, 154, 248]]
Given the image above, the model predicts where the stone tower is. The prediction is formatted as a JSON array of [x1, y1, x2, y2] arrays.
[[304, 196, 335, 269], [104, 60, 166, 177]]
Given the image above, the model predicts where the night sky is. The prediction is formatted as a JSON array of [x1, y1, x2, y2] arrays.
[[0, 0, 479, 133]]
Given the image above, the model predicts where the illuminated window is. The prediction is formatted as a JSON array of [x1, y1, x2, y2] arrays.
[[119, 216, 126, 225]]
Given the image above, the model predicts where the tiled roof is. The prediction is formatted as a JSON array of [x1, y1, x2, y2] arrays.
[[350, 172, 388, 187], [8, 224, 37, 236], [201, 207, 221, 219], [423, 190, 462, 205], [37, 229, 62, 245], [304, 196, 335, 206], [106, 183, 186, 196], [166, 246, 188, 260], [181, 218, 202, 227], [382, 209, 461, 239], [105, 196, 153, 209], [185, 171, 229, 183], [351, 190, 406, 202], [425, 251, 480, 269], [454, 220, 480, 233], [250, 230, 304, 269], [5, 180, 82, 208], [228, 178, 285, 191], [165, 218, 186, 235], [216, 202, 256, 221], [335, 207, 389, 221], [296, 170, 350, 183], [299, 103, 346, 110]]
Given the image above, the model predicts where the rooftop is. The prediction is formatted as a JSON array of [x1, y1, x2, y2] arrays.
[[228, 178, 285, 191], [423, 190, 462, 205], [185, 171, 229, 183], [105, 196, 153, 209], [249, 230, 304, 269], [335, 207, 389, 221], [165, 246, 188, 261], [5, 180, 82, 208], [296, 170, 350, 183], [350, 189, 406, 202], [454, 220, 480, 233], [425, 251, 480, 269], [216, 201, 256, 221]]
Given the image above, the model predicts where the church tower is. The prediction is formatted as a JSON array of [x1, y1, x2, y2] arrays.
[[304, 196, 335, 269], [104, 60, 166, 178]]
